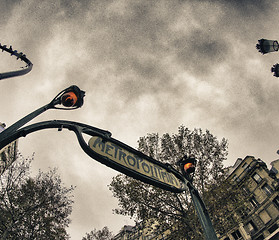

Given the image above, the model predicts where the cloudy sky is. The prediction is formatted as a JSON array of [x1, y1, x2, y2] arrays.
[[1, 0, 279, 238]]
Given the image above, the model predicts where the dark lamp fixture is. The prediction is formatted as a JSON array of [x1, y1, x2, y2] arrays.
[[50, 85, 85, 109], [184, 162, 195, 174], [256, 39, 279, 54], [61, 92, 78, 107], [176, 155, 197, 180]]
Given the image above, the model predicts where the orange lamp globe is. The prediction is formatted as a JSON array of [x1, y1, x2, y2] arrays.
[[61, 92, 78, 107], [184, 162, 195, 173]]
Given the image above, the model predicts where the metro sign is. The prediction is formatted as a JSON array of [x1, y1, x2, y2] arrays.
[[88, 136, 186, 193]]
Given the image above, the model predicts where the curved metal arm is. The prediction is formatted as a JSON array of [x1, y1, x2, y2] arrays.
[[0, 120, 187, 193], [0, 103, 54, 141], [0, 120, 112, 150], [0, 43, 33, 80]]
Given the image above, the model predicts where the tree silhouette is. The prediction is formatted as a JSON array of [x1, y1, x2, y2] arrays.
[[0, 154, 75, 239], [82, 226, 113, 240]]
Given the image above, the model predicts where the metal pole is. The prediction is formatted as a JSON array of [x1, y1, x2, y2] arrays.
[[0, 103, 55, 143], [187, 182, 218, 240]]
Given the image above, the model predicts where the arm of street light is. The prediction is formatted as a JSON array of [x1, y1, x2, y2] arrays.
[[0, 102, 56, 142], [0, 120, 187, 193], [0, 120, 112, 151]]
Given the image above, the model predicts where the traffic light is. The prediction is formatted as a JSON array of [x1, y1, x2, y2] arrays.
[[176, 155, 196, 181], [60, 85, 85, 108]]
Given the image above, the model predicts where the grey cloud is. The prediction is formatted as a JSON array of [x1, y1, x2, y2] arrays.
[[0, 1, 21, 24], [170, 30, 229, 76], [207, 0, 274, 15], [75, 1, 230, 100]]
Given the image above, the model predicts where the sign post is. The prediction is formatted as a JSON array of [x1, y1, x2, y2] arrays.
[[0, 119, 217, 239]]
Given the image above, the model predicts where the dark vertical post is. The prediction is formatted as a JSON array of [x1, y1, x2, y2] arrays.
[[187, 182, 218, 240], [177, 156, 218, 240]]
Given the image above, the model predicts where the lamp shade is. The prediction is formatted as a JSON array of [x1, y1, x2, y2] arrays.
[[256, 39, 279, 54]]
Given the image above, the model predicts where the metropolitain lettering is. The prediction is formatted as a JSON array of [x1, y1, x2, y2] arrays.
[[88, 136, 181, 189]]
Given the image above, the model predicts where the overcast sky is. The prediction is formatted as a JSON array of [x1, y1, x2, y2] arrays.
[[1, 0, 279, 238]]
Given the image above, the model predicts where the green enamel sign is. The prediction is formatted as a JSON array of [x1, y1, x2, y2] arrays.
[[88, 136, 186, 193]]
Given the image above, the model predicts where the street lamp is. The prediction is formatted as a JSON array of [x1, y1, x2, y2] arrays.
[[0, 85, 85, 143], [256, 39, 279, 54], [177, 155, 196, 182], [53, 85, 85, 109]]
